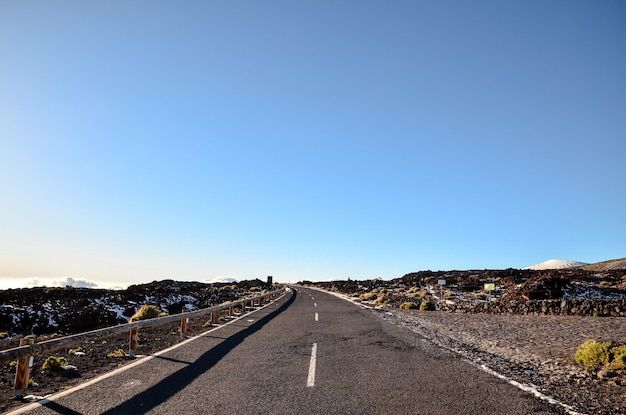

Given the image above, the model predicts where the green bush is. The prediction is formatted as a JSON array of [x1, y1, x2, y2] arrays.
[[0, 332, 8, 340], [419, 301, 436, 311], [131, 305, 168, 321], [574, 340, 614, 368], [400, 302, 419, 310], [42, 356, 68, 371]]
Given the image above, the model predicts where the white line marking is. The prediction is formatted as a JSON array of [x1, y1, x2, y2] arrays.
[[315, 312, 319, 321], [5, 294, 287, 415], [314, 302, 317, 307], [307, 343, 317, 387]]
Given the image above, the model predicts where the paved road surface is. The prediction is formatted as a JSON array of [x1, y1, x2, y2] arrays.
[[11, 287, 565, 415]]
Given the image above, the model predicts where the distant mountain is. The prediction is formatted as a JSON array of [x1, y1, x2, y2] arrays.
[[523, 259, 588, 270], [204, 276, 239, 284], [582, 258, 626, 271]]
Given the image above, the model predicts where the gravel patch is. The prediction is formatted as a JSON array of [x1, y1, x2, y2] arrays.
[[377, 310, 626, 415]]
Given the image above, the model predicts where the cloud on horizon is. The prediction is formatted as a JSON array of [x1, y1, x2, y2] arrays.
[[51, 277, 99, 288]]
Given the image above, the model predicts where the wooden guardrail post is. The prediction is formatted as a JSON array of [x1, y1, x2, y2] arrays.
[[229, 305, 234, 317], [180, 310, 188, 338], [14, 337, 35, 398], [240, 300, 246, 315], [129, 318, 139, 358]]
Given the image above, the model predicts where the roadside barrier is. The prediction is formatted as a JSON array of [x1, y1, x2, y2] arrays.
[[0, 287, 286, 398]]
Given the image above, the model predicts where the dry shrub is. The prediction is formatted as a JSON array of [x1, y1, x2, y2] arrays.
[[131, 304, 168, 321], [574, 339, 626, 369]]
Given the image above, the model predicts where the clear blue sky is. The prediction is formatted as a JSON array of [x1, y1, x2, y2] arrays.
[[1, 1, 625, 288]]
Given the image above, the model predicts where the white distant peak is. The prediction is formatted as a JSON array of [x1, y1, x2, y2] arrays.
[[523, 259, 588, 270], [204, 276, 239, 284]]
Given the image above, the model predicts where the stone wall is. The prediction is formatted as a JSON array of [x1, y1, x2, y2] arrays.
[[439, 299, 626, 317]]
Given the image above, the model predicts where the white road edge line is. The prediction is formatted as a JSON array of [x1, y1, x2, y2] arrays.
[[307, 343, 317, 387], [5, 293, 288, 415], [303, 286, 585, 415]]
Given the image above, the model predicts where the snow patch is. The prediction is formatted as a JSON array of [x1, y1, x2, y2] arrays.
[[523, 259, 588, 270]]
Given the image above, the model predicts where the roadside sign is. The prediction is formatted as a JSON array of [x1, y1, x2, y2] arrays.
[[438, 279, 446, 301], [484, 283, 495, 291]]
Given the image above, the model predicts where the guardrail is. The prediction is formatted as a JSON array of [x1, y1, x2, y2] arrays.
[[1, 287, 286, 398]]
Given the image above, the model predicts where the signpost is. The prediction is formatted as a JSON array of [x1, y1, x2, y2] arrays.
[[484, 282, 496, 301], [438, 279, 446, 301]]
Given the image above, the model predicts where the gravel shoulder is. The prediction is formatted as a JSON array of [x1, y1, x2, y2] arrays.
[[379, 309, 626, 415]]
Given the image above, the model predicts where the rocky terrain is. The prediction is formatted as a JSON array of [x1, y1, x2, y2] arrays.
[[307, 260, 626, 317], [0, 279, 272, 336]]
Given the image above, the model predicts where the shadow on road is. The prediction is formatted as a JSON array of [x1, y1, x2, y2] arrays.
[[95, 291, 296, 415]]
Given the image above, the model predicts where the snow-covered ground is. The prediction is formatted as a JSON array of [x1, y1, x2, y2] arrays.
[[523, 259, 588, 270]]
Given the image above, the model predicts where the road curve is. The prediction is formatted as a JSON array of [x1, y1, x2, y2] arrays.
[[10, 287, 565, 415]]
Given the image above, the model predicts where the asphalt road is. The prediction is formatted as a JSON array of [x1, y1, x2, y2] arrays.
[[11, 287, 566, 415]]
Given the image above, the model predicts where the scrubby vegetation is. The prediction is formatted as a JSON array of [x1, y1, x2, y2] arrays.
[[68, 347, 84, 355], [400, 302, 419, 310], [373, 295, 388, 306], [574, 339, 626, 370], [131, 305, 168, 321], [419, 301, 436, 311], [359, 292, 378, 302], [42, 356, 68, 371], [106, 349, 126, 358]]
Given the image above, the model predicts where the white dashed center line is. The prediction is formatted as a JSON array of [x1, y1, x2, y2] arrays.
[[307, 343, 318, 387], [315, 312, 319, 321]]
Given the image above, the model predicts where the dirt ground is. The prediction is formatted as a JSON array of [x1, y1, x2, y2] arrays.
[[0, 315, 213, 414]]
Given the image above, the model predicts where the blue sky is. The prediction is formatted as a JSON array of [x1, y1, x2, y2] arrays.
[[1, 1, 625, 288]]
